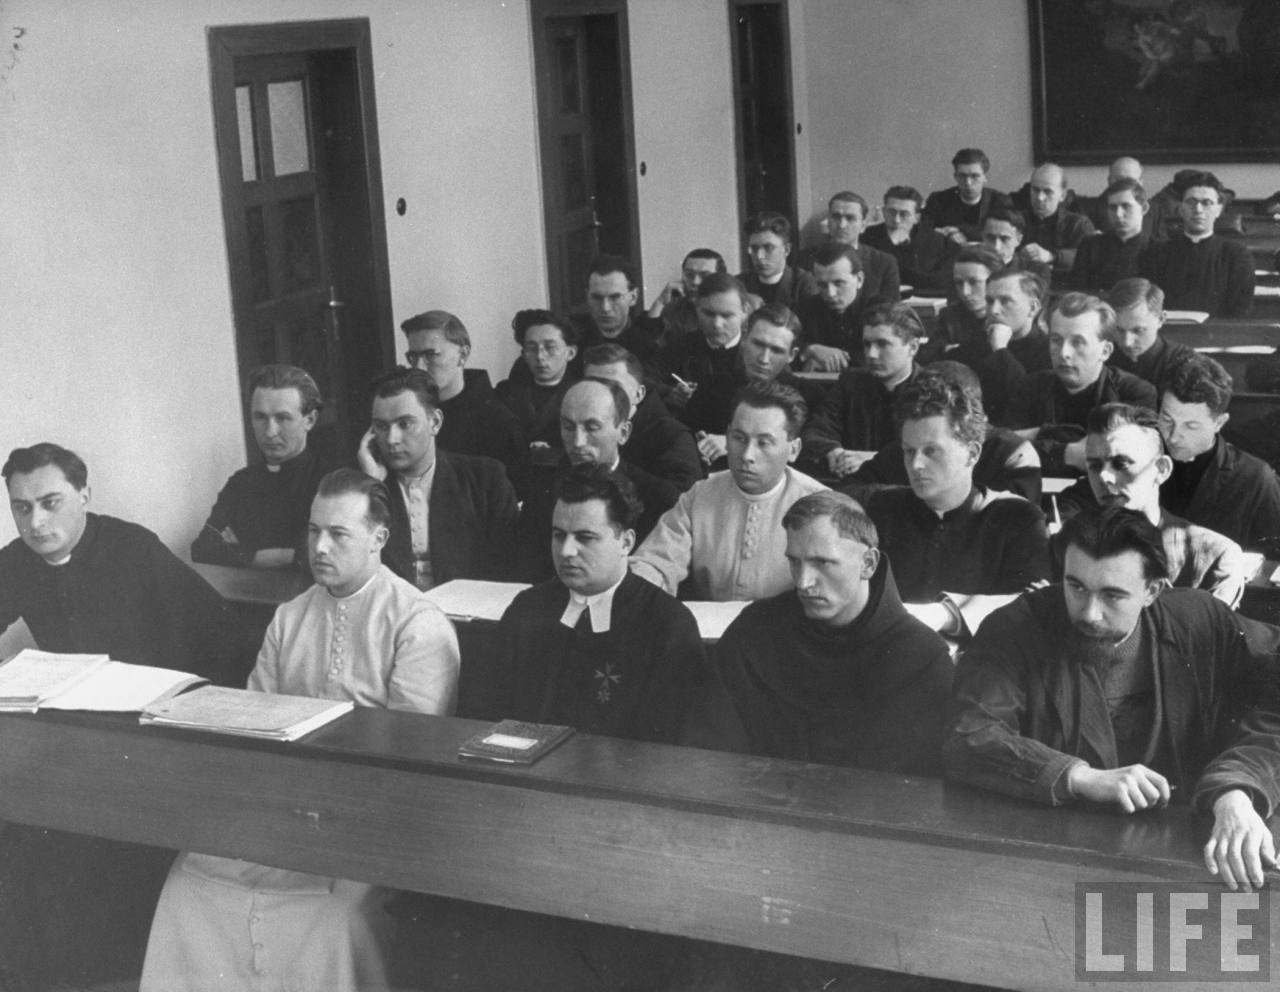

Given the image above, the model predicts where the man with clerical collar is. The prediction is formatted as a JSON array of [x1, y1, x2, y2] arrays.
[[861, 184, 957, 294], [494, 463, 703, 743], [1053, 403, 1246, 607], [795, 243, 872, 372], [946, 505, 1280, 892], [631, 381, 827, 601], [0, 442, 251, 989], [1005, 292, 1156, 475], [1017, 162, 1096, 277], [1159, 354, 1280, 553], [1071, 178, 1152, 293], [736, 210, 817, 310], [664, 271, 751, 416], [141, 469, 460, 992], [1105, 277, 1195, 394], [923, 147, 1013, 245], [814, 190, 901, 303], [802, 301, 923, 478], [1141, 170, 1255, 317], [192, 363, 332, 569], [515, 377, 677, 581], [711, 490, 952, 773], [865, 371, 1050, 637], [582, 343, 702, 493], [401, 308, 530, 497], [364, 368, 518, 589], [495, 308, 580, 468]]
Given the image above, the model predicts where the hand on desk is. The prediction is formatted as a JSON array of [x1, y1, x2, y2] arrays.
[[1067, 762, 1171, 813], [1205, 789, 1278, 892]]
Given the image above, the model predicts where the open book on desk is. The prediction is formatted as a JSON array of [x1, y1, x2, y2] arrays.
[[140, 685, 353, 742], [0, 649, 205, 713]]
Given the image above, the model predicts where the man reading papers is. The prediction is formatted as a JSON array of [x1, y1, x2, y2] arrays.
[[141, 469, 460, 992]]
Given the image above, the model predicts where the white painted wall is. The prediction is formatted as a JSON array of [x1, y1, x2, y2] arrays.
[[629, 0, 740, 299], [796, 0, 1278, 235]]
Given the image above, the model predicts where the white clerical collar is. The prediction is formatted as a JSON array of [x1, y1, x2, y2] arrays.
[[326, 569, 381, 601], [735, 471, 788, 502], [559, 572, 626, 632], [1185, 229, 1214, 244]]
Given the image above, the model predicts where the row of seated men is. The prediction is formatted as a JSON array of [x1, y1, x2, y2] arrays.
[[4, 338, 1280, 989]]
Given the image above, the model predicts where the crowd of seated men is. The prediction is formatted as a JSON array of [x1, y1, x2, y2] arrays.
[[3, 145, 1280, 992]]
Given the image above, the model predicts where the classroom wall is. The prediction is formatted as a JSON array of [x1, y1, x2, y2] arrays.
[[796, 0, 1278, 235]]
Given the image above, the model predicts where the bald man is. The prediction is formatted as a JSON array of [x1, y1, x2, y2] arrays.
[[1017, 163, 1095, 278]]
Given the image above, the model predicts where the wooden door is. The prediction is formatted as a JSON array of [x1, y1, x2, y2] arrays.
[[730, 1, 797, 230], [532, 1, 641, 315], [210, 20, 394, 458]]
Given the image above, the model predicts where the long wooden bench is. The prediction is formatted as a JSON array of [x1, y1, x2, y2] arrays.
[[0, 708, 1271, 991]]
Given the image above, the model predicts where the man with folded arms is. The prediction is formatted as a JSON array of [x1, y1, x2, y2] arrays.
[[141, 468, 460, 992], [631, 381, 826, 601], [0, 443, 254, 989], [923, 147, 1012, 245], [1004, 292, 1155, 475], [866, 371, 1050, 637], [862, 185, 956, 294], [946, 506, 1280, 891], [192, 363, 332, 569], [1017, 162, 1095, 278], [1053, 404, 1246, 607]]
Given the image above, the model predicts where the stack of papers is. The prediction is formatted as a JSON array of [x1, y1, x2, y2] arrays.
[[0, 649, 204, 713], [423, 579, 529, 622], [140, 685, 353, 742]]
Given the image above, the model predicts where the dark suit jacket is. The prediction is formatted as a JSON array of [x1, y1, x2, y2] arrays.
[[1166, 437, 1280, 554], [384, 449, 519, 584], [922, 187, 1012, 242], [946, 585, 1280, 812], [862, 224, 957, 294]]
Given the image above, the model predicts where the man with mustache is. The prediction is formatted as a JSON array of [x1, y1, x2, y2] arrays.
[[945, 505, 1280, 892]]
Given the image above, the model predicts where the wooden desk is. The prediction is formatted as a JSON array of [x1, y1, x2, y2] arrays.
[[1162, 319, 1280, 351], [190, 561, 308, 606], [0, 708, 1263, 991]]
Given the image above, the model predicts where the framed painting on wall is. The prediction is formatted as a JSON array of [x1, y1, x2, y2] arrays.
[[1029, 0, 1280, 163]]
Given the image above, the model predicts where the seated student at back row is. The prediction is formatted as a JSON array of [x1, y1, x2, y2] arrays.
[[1070, 177, 1151, 293], [0, 443, 253, 990], [400, 308, 530, 498], [861, 185, 957, 294], [141, 469, 460, 992], [1140, 169, 1254, 318], [947, 505, 1280, 893], [495, 309, 580, 468], [193, 363, 334, 570]]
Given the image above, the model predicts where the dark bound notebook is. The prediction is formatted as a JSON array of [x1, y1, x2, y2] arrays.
[[457, 719, 575, 765]]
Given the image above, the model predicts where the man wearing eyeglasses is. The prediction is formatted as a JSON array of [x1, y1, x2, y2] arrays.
[[401, 309, 531, 497], [1140, 171, 1254, 317]]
